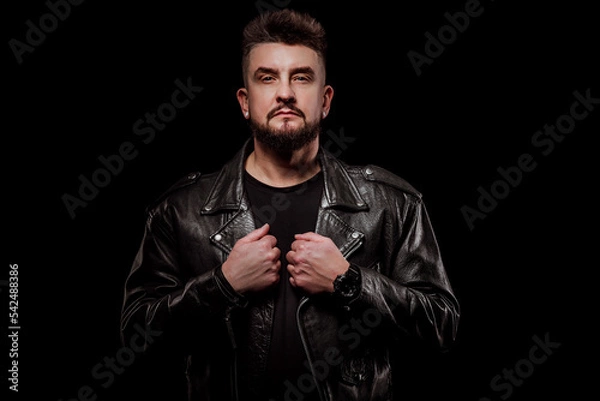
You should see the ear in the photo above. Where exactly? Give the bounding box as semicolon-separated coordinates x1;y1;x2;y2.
321;85;334;118
236;87;250;119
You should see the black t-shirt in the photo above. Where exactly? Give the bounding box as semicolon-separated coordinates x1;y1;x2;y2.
244;170;324;400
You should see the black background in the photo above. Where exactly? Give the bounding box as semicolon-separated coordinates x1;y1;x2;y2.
3;0;597;400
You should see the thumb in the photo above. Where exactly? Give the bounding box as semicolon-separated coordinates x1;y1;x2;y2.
240;223;270;243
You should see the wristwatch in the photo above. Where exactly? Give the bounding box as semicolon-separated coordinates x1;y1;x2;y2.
333;264;361;300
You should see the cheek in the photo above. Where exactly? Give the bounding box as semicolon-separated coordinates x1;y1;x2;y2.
301;92;326;117
247;89;272;112
304;104;324;122
249;101;271;119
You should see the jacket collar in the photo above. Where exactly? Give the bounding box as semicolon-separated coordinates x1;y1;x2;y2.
200;138;368;215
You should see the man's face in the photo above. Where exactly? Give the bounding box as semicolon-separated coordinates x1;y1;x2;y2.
237;43;333;152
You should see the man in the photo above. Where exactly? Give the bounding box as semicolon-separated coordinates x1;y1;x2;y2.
120;9;460;401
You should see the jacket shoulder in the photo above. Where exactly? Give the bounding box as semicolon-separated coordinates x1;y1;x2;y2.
145;171;202;215
356;164;422;200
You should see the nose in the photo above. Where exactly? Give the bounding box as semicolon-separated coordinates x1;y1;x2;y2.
275;81;296;104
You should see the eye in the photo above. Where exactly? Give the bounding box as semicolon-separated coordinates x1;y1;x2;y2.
261;76;275;82
294;75;310;82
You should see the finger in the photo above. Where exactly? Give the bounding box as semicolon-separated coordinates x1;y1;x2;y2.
287;263;295;275
291;239;312;252
266;248;280;264
286;250;296;264
271;247;281;261
294;232;322;241
239;223;270;243
287;264;301;281
289;276;297;287
261;234;278;248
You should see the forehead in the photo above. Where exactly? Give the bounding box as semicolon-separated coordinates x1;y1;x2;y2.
247;43;324;73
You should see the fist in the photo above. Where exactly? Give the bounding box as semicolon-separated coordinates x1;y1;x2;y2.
286;232;350;294
221;223;281;294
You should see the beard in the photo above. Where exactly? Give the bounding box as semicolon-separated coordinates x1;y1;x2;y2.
249;116;321;154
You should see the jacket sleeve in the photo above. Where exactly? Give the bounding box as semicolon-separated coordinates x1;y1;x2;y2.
119;205;247;353
352;195;460;352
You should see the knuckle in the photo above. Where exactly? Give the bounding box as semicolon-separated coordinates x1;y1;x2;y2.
269;250;280;260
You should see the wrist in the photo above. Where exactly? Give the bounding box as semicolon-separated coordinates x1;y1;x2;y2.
215;265;247;308
221;261;244;293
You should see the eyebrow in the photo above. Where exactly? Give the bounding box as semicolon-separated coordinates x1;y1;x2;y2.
253;66;316;79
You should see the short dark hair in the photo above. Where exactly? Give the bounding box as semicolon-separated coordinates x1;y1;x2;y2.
241;9;328;84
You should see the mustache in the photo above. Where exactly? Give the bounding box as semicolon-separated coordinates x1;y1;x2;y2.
267;104;305;120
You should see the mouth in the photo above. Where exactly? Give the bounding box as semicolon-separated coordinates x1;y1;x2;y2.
273;109;300;117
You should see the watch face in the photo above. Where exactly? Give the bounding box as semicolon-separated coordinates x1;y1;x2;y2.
335;267;360;298
335;275;353;297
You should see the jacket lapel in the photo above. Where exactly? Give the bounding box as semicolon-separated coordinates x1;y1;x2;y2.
200;140;256;255
201;139;370;258
315;209;365;258
315;147;368;258
209;207;256;255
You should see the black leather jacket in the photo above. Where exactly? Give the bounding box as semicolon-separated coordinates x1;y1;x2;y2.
120;139;460;401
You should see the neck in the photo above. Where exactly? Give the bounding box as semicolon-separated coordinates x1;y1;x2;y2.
245;139;321;187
